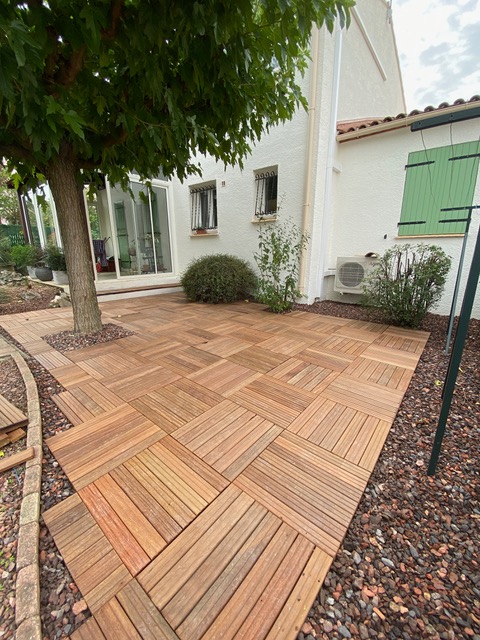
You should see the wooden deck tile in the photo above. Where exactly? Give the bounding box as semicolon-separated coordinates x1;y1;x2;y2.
235;431;370;557
132;379;223;434
269;358;339;393
34;350;72;370
310;335;371;357
361;343;421;370
154;346;222;376
256;335;313;356
47;404;166;489
227;345;289;374
52;381;123;425
173;400;282;480
76;350;151;380
195;336;251;358
231;376;315;429
343;357;413;391
103;364;181;402
0;394;28;430
48;364;94;389
188;359;261;397
43;494;131;612
320;374;405;421
297;344;356;371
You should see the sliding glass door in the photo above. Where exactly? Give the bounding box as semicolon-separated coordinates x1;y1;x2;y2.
109;179;172;277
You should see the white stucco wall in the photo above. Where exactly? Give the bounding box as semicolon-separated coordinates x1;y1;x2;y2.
327;117;480;318
338;0;406;120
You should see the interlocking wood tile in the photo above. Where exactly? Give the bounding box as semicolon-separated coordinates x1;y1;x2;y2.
269;358;339;393
231;376;315;429
52;381;123;425
320;374;405;421
235;431;370;557
154;346;222;376
297;344;355;371
227;345;289;374
131;379;223;433
188;360;261;397
103;364;181;401
195;336;251;358
173;400;281;480
47;404;166;489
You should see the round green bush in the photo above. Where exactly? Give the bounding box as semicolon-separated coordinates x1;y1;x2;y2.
181;254;257;304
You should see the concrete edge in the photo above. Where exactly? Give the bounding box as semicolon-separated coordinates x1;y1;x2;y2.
11;350;43;639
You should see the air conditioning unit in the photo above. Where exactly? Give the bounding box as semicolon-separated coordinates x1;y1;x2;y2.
334;256;378;294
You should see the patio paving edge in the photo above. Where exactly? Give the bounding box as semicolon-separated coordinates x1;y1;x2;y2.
11;347;43;640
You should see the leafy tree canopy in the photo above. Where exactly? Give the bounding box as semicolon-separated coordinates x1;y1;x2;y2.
0;0;352;186
0;0;353;334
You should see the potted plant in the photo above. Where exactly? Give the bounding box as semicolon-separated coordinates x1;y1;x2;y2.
45;245;68;284
11;244;43;277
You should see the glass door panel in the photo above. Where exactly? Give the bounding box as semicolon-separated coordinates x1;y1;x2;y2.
110;185;137;276
151;186;172;272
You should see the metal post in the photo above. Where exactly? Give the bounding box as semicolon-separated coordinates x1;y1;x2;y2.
445;210;472;354
428;223;480;475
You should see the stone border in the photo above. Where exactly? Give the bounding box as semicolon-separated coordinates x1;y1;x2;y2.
8;346;43;640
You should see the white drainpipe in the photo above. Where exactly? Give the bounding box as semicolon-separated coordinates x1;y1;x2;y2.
299;22;343;298
317;24;343;298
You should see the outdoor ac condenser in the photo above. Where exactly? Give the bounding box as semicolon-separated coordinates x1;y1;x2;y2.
334;256;378;294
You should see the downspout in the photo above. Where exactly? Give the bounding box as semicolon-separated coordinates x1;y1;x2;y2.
299;26;320;294
299;22;343;297
318;23;343;299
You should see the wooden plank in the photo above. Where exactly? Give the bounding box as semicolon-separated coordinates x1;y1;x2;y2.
202;523;298;640
177;512;281;640
70;617;107;640
94;474;167;557
0;394;28;430
116;580;180;640
0;447;34;473
138;485;241;594
162;501;268;629
110;465;182;542
95;596;143;640
80;483;150;576
3;427;26;443
265;547;333;640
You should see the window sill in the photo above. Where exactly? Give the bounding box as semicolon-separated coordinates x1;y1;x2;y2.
190;230;219;237
395;233;465;239
251;216;277;224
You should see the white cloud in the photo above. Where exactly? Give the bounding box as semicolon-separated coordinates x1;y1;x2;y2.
393;0;480;110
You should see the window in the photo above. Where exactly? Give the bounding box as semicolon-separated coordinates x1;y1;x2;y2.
254;168;278;218
190;183;217;232
398;141;480;236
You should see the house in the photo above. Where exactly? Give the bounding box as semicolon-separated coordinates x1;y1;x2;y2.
18;0;480;317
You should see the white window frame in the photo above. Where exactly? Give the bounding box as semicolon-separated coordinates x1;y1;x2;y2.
254;167;278;219
190;182;218;233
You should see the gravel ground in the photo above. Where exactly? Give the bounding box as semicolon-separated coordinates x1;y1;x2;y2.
1;292;479;639
295;301;480;640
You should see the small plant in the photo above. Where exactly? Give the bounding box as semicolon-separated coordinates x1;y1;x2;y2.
254;216;309;313
45;245;67;271
181;253;257;303
0;236;12;267
10;243;41;269
361;244;451;328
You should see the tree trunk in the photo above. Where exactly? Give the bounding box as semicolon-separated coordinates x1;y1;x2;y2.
46;143;102;334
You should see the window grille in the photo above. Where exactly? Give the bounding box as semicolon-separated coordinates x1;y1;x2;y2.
190;184;217;231
255;170;278;217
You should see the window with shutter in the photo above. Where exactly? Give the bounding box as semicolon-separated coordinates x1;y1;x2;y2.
398;141;480;236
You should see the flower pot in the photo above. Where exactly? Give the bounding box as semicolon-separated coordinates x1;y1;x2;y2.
35;266;53;281
27;265;37;279
52;270;69;285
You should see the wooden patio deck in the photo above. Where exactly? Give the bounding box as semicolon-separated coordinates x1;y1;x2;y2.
0;294;429;640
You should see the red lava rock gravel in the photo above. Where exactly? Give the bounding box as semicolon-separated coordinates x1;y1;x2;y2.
295;301;480;640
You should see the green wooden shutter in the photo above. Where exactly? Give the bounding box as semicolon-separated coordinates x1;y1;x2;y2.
399;141;480;236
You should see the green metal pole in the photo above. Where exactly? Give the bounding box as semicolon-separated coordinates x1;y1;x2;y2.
427;224;480;476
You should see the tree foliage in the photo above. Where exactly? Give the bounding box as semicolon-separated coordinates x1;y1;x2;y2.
0;0;353;332
0;164;21;225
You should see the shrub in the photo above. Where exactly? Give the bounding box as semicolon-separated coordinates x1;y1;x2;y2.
45;245;67;271
254;216;309;313
11;243;40;269
181;253;257;304
361;244;451;327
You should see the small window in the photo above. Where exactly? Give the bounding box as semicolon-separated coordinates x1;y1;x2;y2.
190;183;217;232
254;169;278;218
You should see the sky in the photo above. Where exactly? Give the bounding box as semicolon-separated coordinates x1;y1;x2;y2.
392;0;480;111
